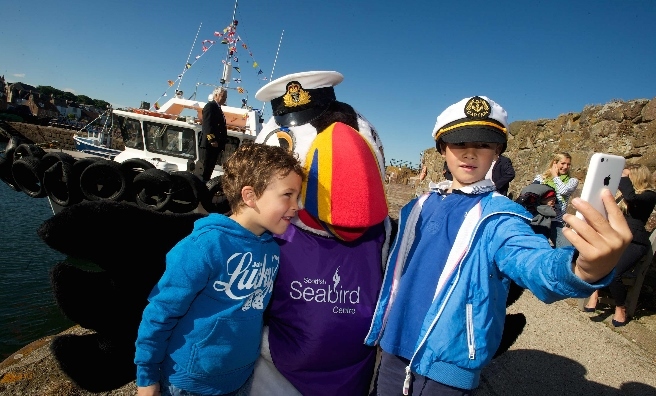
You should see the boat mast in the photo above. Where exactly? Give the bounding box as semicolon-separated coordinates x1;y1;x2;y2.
220;0;239;88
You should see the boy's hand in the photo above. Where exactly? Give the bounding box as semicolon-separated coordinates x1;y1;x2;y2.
137;384;160;396
562;189;632;283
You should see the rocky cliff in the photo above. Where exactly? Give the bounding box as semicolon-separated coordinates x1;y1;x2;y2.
418;97;656;230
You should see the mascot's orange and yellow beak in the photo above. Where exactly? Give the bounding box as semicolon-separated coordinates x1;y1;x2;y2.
298;122;388;242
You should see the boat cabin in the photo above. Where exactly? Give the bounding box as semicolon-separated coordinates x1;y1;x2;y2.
111;96;261;178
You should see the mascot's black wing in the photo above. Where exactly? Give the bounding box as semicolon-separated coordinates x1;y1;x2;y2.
37;200;204;392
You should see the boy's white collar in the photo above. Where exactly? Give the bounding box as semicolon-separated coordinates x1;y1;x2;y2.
428;179;496;195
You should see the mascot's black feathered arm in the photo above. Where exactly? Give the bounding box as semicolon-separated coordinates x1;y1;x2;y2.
37;200;205;392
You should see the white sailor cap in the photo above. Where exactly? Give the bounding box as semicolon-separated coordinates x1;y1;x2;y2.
255;71;344;126
432;96;509;152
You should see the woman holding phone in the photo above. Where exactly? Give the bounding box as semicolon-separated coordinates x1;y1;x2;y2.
533;153;579;247
584;164;656;326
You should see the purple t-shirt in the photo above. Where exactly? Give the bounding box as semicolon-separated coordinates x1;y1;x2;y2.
266;223;385;396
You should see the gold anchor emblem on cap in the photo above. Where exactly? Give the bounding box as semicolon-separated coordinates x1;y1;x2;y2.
464;96;491;119
283;81;311;108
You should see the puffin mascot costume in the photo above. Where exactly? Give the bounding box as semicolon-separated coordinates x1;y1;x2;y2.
249;71;392;395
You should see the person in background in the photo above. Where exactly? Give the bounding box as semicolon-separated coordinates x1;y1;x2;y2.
584;164;656;326
365;95;631;395
135;144;304;396
443;153;515;196
533;152;579;247
200;87;228;181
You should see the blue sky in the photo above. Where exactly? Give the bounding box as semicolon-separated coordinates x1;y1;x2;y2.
2;1;655;168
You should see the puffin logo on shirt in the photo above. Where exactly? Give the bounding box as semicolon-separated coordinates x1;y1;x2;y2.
213;252;279;310
289;267;361;315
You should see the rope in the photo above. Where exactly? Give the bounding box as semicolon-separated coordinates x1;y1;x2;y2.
178;23;203;93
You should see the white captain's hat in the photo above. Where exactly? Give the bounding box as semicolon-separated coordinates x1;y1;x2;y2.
255;71;343;126
432;95;509;152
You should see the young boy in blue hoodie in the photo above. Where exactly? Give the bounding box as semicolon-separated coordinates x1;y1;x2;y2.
135;143;305;396
365;96;632;395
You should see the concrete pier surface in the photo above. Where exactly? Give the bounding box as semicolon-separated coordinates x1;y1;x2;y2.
476;292;656;396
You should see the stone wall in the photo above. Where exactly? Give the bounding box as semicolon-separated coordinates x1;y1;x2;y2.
417;97;656;230
0;121;124;151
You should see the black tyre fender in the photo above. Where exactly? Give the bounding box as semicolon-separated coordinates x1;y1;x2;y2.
14;143;46;160
202;175;230;214
11;156;47;198
79;159;128;201
167;171;209;213
42;152;77;207
70;157;103;203
132;168;174;212
119;158;155;183
119;158;156;202
0;147;20;192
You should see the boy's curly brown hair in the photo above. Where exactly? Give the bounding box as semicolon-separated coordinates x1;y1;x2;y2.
222;142;305;214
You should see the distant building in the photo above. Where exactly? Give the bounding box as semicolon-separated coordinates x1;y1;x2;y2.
0;75;7;111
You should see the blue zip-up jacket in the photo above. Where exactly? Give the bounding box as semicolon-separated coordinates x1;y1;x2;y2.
135;214;279;394
365;189;613;391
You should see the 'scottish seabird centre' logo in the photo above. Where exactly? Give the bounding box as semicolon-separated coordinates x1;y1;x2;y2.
289;267;361;314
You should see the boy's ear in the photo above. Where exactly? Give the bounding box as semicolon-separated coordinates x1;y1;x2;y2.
241;186;257;207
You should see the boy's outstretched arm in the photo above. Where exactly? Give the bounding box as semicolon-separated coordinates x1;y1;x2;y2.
563;189;632;283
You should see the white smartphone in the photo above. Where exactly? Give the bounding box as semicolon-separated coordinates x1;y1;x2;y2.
575;153;625;221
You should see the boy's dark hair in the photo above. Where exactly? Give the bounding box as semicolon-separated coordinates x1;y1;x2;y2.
222;142;305;213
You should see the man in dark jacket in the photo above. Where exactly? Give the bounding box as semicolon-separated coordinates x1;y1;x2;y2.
200;88;228;181
443;154;515;196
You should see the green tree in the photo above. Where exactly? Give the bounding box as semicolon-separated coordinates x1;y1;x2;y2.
76;94;93;105
61;91;77;102
93;99;111;109
37;85;64;97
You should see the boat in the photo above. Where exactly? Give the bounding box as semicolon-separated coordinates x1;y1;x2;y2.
73;136;123;159
0;3;266;216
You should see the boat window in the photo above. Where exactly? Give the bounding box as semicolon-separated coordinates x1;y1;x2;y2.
143;122;196;160
218;136;244;166
116;115;144;150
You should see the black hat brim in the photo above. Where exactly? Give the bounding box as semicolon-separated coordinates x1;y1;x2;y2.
439;126;506;145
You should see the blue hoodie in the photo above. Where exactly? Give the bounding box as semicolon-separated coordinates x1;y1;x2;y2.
365;184;613;391
135;214;279;394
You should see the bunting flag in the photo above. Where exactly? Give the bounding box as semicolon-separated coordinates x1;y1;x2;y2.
154;102;160;110
155;19;268;107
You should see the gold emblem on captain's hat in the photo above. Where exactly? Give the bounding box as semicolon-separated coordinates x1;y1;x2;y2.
282;81;311;108
464;96;491;119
